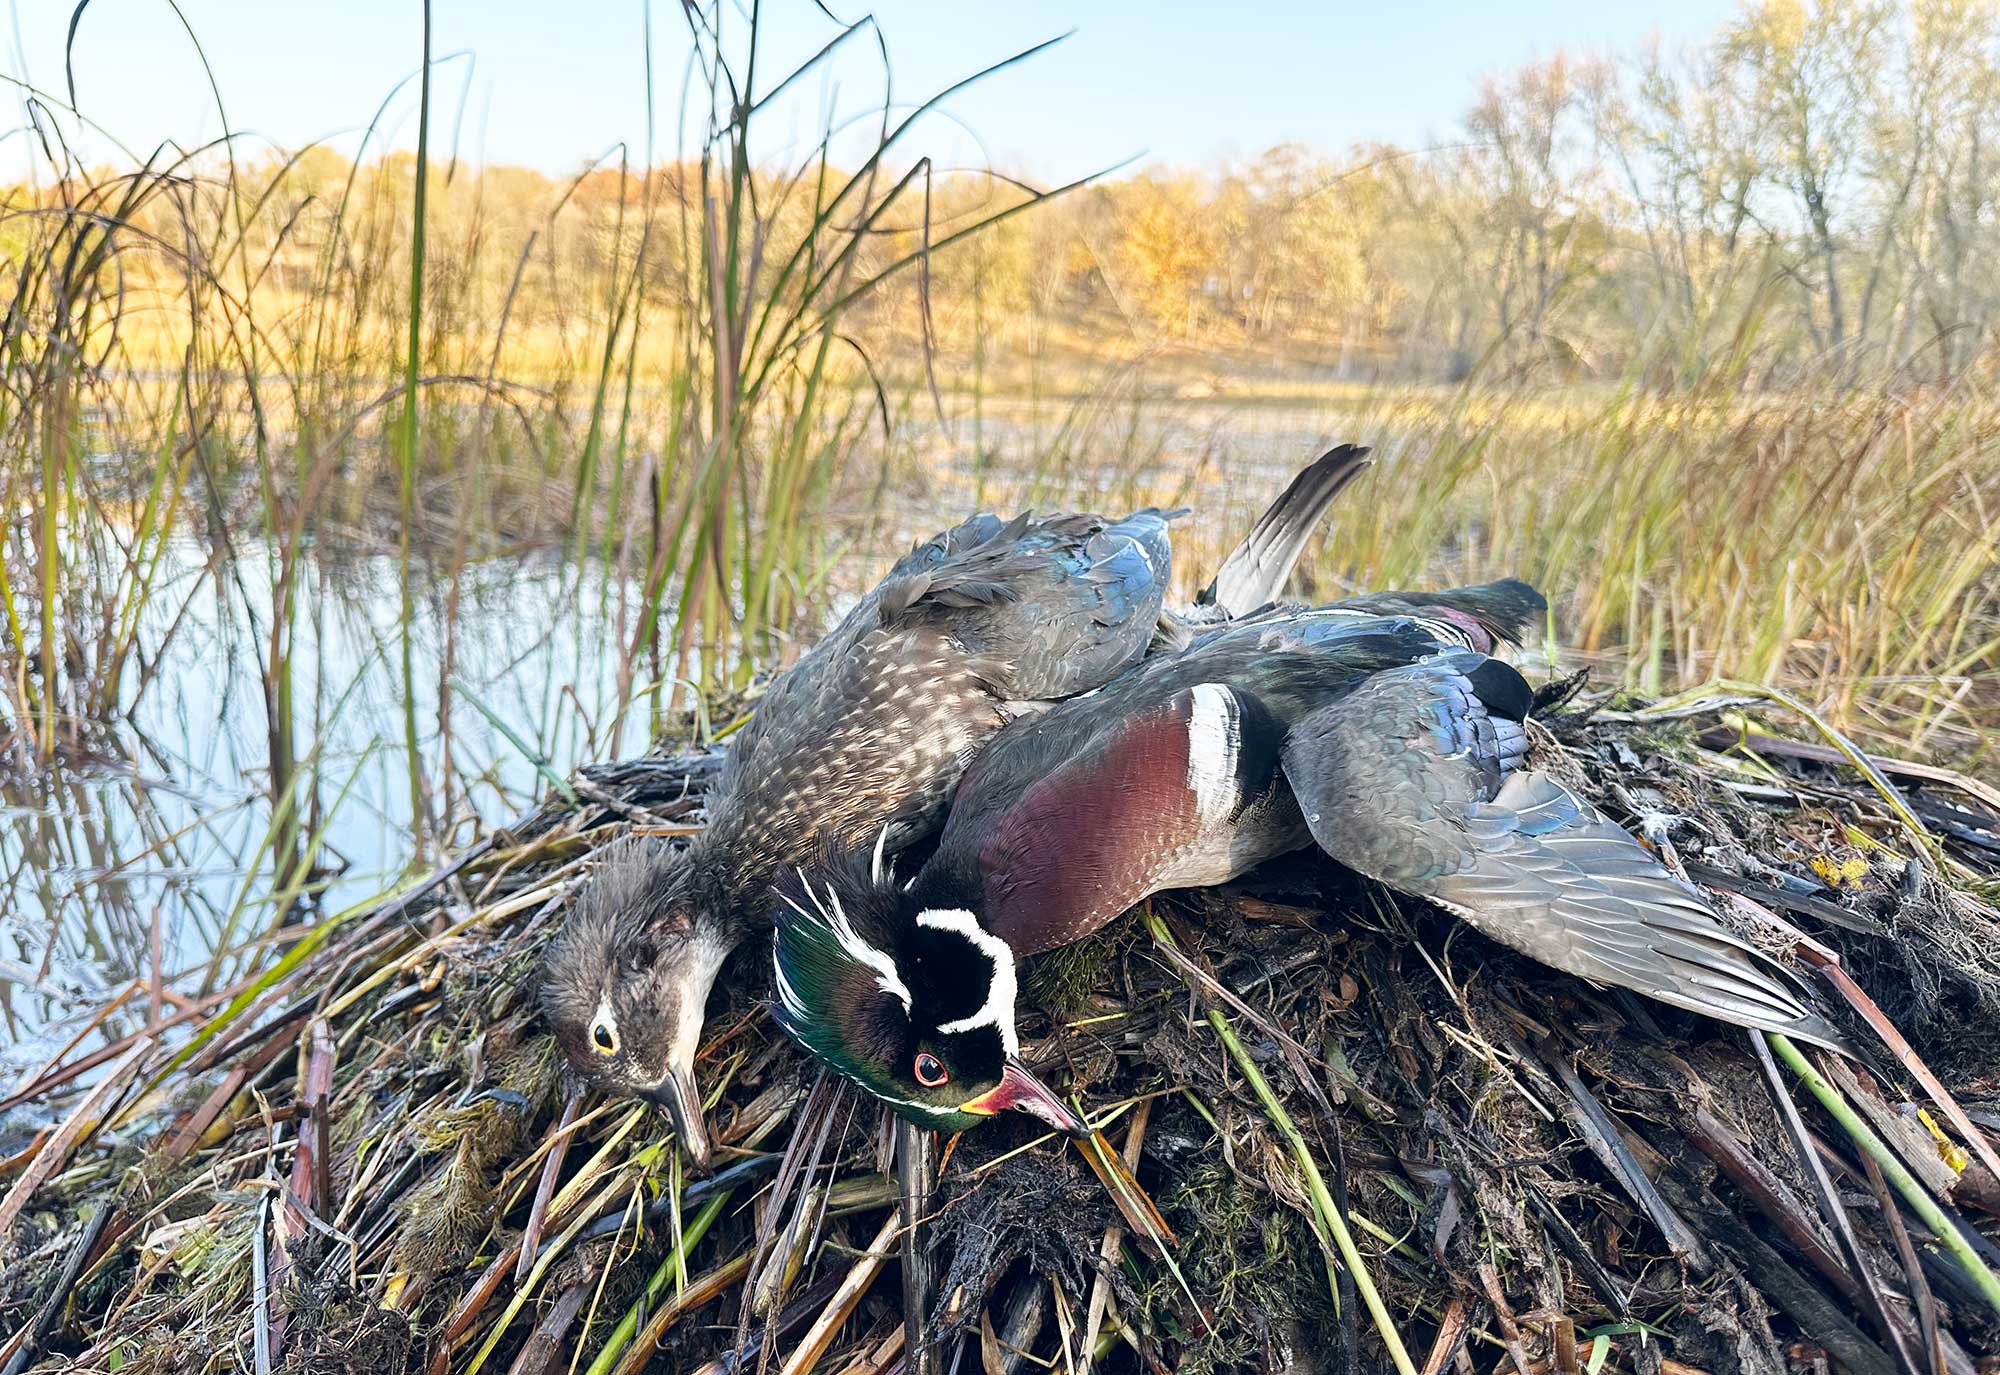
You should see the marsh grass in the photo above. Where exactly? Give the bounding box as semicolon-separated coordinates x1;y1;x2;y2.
2;2;2000;1361
0;0;1108;988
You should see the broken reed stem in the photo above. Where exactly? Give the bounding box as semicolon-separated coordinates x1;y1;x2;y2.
581;1191;732;1375
1767;1033;2000;1319
610;1251;757;1375
1205;1009;1418;1375
894;1120;937;1375
777;1206;904;1375
1080;1100;1151;1375
252;1193;273;1375
1665;682;1939;862
517;1092;584;1284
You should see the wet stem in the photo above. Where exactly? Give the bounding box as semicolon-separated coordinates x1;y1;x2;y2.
397;0;435;869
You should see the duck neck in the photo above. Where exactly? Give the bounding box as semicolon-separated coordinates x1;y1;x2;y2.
905;852;986;926
678;832;762;937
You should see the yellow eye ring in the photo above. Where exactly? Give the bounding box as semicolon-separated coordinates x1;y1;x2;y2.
592;1021;619;1055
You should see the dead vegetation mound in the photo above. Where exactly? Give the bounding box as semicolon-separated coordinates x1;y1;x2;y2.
3;689;1998;1375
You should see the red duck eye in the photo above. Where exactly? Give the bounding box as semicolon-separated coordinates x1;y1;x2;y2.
913;1052;948;1088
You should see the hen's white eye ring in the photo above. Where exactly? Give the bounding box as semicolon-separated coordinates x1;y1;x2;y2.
592;1020;619;1055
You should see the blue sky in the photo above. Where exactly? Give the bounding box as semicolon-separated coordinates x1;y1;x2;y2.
10;1;1736;178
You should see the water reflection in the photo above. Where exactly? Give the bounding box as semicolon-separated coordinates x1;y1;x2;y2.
1;537;658;1074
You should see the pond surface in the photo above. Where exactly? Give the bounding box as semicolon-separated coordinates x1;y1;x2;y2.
0;537;664;1080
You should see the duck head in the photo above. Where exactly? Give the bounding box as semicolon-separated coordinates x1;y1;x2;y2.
770;847;1085;1137
541;836;732;1167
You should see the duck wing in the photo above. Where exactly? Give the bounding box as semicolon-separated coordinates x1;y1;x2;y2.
706;510;1174;868
880;508;1176;702
1280;653;1847;1051
1325;579;1547;653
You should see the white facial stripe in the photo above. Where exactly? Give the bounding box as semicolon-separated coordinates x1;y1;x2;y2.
918;907;1020;1056
774;942;809;1020
784;868;913;1012
1187;683;1242;822
876;1090;961;1120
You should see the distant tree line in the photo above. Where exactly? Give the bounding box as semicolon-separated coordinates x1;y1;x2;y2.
21;0;1996;392
877;0;2000;386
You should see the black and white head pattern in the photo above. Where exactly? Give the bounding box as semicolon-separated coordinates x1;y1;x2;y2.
769;856;1023;1130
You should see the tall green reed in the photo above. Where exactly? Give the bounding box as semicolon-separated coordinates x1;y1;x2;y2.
397;0;435;867
627;4;1108;729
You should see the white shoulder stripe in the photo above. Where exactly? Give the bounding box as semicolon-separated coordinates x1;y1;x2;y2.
870;824;893;887
1187;683;1242;822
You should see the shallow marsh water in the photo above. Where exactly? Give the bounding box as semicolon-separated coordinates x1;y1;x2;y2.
0;538;659;1080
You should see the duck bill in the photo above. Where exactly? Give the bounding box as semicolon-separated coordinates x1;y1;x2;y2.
959;1058;1088;1137
642;1065;714;1170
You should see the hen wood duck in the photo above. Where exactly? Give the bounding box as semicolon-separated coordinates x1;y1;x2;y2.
770;589;1848;1134
542;446;1372;1163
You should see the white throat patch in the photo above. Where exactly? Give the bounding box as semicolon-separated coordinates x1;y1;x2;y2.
917;907;1020;1055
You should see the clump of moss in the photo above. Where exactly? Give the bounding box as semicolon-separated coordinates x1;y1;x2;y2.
1142;1140;1335;1375
389;1090;533;1280
279;1237;416;1375
389;1137;496;1280
1022;911;1137;1022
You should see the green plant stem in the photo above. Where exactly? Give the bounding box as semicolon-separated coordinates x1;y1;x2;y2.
36;363;64;754
1206;1009;1418;1375
1768;1033;2000;1318
582;1192;730;1375
397;0;434;867
449;677;579;804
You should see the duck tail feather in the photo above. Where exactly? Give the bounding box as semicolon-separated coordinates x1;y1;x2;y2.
1198;444;1370;615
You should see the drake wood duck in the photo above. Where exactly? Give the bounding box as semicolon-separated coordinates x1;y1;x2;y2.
541;446;1371;1163
770;589;1848;1134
